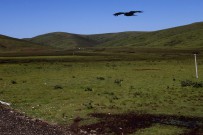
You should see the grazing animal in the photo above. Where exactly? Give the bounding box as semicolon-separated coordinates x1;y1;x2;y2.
114;11;143;16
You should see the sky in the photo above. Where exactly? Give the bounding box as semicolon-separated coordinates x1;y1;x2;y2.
0;0;203;38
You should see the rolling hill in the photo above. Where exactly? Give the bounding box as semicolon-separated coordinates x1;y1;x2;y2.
25;22;203;49
0;34;51;53
86;22;203;48
1;22;202;54
25;32;98;49
83;31;146;45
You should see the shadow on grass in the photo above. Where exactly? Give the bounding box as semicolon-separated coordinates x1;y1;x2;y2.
71;113;203;135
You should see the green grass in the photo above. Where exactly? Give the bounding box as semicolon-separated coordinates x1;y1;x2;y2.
0;55;202;134
133;124;187;135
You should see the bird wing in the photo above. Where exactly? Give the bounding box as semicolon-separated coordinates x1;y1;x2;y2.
129;11;143;14
114;12;125;16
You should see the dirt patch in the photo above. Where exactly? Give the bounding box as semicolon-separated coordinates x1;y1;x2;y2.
0;104;73;135
73;113;203;135
1;104;203;135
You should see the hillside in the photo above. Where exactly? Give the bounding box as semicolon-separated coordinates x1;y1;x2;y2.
83;31;145;45
26;32;98;49
1;22;203;54
0;34;50;53
26;31;146;48
91;22;203;48
26;22;203;49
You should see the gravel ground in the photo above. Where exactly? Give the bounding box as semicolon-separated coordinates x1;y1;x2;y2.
0;104;73;135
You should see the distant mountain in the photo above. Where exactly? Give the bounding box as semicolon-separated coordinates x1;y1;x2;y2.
0;34;50;52
25;32;98;49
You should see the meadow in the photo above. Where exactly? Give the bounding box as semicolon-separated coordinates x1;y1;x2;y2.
0;52;203;134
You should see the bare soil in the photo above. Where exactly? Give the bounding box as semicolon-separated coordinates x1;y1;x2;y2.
1;103;203;135
0;104;72;135
78;113;203;135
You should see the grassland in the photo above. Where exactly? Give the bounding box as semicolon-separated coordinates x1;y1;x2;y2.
0;51;203;134
25;32;97;49
24;22;203;49
0;22;203;134
1;22;202;56
91;22;203;48
0;34;51;52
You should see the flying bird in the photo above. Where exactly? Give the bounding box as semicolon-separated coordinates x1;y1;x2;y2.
114;11;143;16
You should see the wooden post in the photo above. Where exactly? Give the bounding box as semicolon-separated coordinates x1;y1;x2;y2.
194;53;198;79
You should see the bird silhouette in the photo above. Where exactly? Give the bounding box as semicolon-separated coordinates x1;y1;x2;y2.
114;11;143;16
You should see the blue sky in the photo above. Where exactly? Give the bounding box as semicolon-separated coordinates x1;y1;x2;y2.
0;0;203;38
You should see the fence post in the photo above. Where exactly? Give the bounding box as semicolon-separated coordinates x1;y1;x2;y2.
194;53;198;79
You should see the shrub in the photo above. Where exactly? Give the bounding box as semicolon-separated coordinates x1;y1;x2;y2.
83;101;93;109
85;87;93;91
103;92;114;95
103;92;119;100
129;86;135;89
114;79;123;86
193;82;203;88
96;77;105;80
54;85;63;89
36;67;42;69
181;80;193;87
22;80;27;83
11;80;17;84
133;91;143;97
112;95;119;100
181;80;203;88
